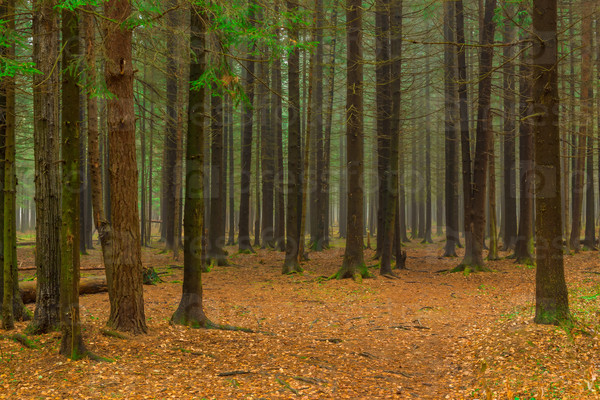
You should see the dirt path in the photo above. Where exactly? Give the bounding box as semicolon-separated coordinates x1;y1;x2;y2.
1;240;599;399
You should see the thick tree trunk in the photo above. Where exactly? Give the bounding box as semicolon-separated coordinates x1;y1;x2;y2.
104;0;147;334
335;0;368;280
283;0;303;274
532;0;569;324
30;0;61;334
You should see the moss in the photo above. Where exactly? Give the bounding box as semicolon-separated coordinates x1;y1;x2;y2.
448;264;493;274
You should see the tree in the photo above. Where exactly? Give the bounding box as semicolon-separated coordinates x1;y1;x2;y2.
172;3;210;326
457;0;497;270
282;0;303;275
334;0;369;281
442;0;458;257
59;6;85;357
532;0;569;325
29;0;61;334
104;0;147;334
238;1;256;253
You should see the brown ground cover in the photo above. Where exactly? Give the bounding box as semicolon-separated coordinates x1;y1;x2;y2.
1;238;600;399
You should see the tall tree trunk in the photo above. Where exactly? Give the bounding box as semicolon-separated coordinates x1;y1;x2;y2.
238;4;256;253
375;0;391;257
208;84;228;265
381;0;403;274
581;8;595;250
339;129;347;238
335;0;368;280
104;0;147;334
30;0;61;334
273;19;286;251
488;136;499;260
423;45;433;244
502;5;517;250
532;0;569;325
227;95;236;245
514;26;534;265
283;0;303;274
60;7;85;357
172;4;210;327
458;0;497;269
260;48;274;248
442;0;458;257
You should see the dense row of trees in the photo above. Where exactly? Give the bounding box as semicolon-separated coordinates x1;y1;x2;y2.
0;0;591;357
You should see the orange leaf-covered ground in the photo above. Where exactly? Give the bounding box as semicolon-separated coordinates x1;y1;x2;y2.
2;237;600;399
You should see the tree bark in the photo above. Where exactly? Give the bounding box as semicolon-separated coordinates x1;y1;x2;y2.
283;0;303;274
29;0;61;334
532;0;570;325
335;0;368;280
172;4;210;327
104;0;147;334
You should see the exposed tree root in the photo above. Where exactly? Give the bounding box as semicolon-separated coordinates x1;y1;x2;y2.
448;264;493;274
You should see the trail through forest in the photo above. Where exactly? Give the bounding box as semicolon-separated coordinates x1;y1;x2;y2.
2;240;600;399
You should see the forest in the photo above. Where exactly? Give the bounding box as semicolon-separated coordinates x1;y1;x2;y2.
0;0;599;398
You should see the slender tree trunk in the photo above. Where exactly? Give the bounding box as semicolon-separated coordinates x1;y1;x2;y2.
283;0;303;274
104;0;147;334
514;26;534;265
488;136;499;260
502;5;517;250
30;0;61;334
227;95;236;245
260;48;274;248
273;19;286;251
60;7;85;357
458;0;497;269
208;84;228;265
423;45;433;244
172;4;210;326
532;0;569;325
335;0;368;280
339;129;347;238
442;0;458;257
239;4;256;253
381;0;403;274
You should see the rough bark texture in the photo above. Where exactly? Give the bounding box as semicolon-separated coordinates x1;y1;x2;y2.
335;0;368;281
30;0;61;334
104;0;147;334
532;0;570;325
171;5;210;327
282;0;303;274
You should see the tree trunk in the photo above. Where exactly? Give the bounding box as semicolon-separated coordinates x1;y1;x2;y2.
238;5;256;253
283;0;303;274
227;95;236;246
172;5;210;327
514;25;534;265
104;0;147;334
208;84;227;265
60;7;85;357
581;9;595;250
423;44;433;244
273;20;285;251
259;47;274;248
375;0;391;257
442;0;458;257
458;0;497;270
29;0;61;334
380;0;403;274
532;0;569;325
335;0;368;280
502;5;517;250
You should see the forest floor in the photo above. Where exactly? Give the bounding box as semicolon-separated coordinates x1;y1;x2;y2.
2;236;600;399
